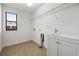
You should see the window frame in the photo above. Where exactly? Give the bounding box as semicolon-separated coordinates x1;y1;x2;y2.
6;12;17;31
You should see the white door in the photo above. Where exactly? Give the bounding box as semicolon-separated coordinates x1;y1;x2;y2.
59;44;74;56
59;41;79;56
48;37;58;56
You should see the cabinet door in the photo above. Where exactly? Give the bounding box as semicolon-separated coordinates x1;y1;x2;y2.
59;41;79;56
59;44;74;56
48;38;58;56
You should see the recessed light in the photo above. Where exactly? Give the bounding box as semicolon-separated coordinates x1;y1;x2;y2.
27;3;32;6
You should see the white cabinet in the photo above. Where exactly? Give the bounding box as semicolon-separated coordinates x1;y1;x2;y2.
48;35;79;56
48;38;58;56
59;44;74;56
59;40;79;56
59;41;75;56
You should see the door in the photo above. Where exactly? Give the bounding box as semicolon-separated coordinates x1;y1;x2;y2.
48;37;58;56
59;43;74;56
59;40;79;56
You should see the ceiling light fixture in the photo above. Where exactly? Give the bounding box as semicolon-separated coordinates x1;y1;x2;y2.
27;3;32;6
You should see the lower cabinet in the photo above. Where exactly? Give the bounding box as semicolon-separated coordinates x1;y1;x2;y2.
48;36;79;56
48;38;58;56
59;41;79;56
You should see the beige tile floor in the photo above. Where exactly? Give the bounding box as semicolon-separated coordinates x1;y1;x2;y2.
0;40;47;56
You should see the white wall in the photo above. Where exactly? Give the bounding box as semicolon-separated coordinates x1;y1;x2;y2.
2;5;32;47
1;3;79;48
33;3;63;18
0;4;2;52
32;3;63;48
32;3;79;48
55;4;79;36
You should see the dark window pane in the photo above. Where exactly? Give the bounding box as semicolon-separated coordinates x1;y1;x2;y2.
6;12;17;31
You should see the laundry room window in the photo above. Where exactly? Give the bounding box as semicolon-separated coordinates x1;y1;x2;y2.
6;12;17;31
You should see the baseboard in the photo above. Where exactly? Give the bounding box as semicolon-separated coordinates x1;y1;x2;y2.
2;39;47;49
3;40;32;48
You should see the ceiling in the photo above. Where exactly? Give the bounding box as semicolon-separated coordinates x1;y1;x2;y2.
3;3;44;14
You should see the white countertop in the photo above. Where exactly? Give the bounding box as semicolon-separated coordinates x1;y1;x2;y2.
48;34;79;45
48;34;79;40
60;34;79;40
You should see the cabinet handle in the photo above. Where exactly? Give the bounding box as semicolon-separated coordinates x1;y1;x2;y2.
56;42;61;44
56;42;58;43
58;42;61;44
